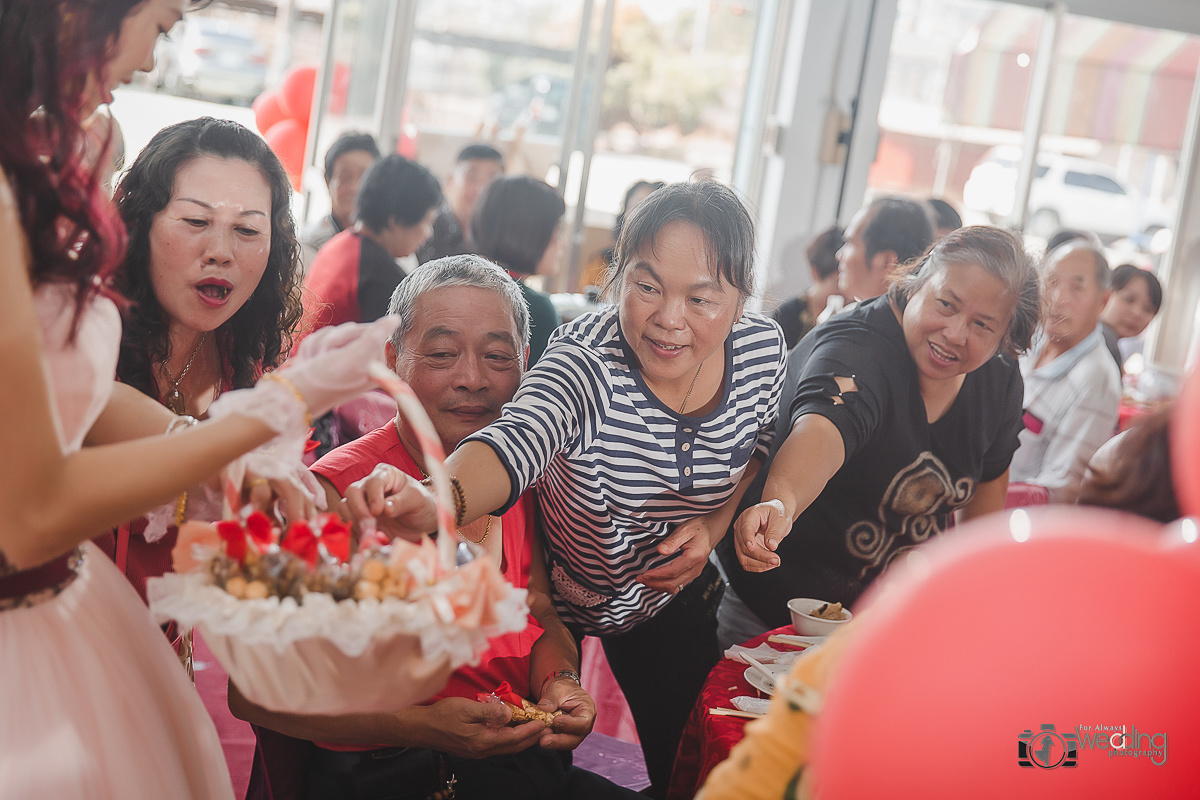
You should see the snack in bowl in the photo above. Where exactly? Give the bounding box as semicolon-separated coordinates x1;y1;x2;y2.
788;597;854;636
811;601;847;621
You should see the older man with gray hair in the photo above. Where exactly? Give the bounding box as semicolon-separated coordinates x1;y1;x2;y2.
231;255;642;800
1009;240;1121;504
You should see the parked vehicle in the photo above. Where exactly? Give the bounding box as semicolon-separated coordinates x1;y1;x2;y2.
154;18;267;106
963;146;1170;241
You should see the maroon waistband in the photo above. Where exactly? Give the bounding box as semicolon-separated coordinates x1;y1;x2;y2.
0;551;77;602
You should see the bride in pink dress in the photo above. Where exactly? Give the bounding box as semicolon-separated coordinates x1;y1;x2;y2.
0;2;396;796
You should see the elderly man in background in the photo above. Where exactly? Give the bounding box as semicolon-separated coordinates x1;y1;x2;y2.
233;255;642;800
1009;241;1121;503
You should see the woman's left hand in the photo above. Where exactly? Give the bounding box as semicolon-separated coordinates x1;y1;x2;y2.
635;514;718;594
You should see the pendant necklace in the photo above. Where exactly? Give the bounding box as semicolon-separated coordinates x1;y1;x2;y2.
679;362;703;414
161;332;206;415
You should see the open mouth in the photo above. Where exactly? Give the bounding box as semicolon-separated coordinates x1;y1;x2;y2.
929;342;958;365
195;280;234;307
197;282;233;300
648;338;688;355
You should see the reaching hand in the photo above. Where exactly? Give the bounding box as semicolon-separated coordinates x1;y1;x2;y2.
536;678;595;751
341;462;438;542
733;500;792;572
411;697;546;759
276;317;399;420
636;514;719;594
243;469;322;523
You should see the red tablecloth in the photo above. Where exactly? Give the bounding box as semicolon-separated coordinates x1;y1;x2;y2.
668;626;803;800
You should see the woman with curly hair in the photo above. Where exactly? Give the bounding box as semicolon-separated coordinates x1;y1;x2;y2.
116;116;304;405
94;117;304;614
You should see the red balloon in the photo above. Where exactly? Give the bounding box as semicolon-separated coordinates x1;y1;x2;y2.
264;118;307;191
252;91;287;136
1171;367;1200;516
279;65;318;123
811;508;1199;798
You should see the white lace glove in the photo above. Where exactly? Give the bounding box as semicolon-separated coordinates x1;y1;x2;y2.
204;317;398;515
278;316;400;419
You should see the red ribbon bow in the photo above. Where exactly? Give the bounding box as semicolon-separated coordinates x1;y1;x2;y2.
216;520;248;563
244;510;277;552
282;514;351;567
476;681;525;707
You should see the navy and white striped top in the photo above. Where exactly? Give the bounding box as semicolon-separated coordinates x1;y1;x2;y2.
466;306;786;635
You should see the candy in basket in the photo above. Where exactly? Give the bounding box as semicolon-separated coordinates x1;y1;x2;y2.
148;364;529;715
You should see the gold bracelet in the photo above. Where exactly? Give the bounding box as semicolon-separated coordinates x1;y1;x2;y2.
174;490;188;527
261;372;313;429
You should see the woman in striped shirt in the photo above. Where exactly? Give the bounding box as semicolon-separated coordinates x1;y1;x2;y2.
347;181;786;796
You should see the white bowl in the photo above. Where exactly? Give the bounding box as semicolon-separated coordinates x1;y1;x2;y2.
788;597;853;636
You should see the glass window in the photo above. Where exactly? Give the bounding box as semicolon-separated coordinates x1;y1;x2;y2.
395;0;587;184
569;0;763;290
1027;14;1199;256
866;0;1045;225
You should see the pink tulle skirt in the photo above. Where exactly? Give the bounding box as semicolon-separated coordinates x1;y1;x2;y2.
0;543;233;799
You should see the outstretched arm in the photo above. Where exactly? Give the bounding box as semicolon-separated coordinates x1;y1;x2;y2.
1;173;394;566
732;414;845;573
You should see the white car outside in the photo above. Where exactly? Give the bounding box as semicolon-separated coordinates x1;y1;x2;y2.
963;147;1169;240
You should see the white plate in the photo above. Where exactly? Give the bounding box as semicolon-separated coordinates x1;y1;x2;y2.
769;632;826;648
743;662;791;696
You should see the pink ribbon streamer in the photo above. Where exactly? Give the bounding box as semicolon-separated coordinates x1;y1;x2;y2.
368;362;457;570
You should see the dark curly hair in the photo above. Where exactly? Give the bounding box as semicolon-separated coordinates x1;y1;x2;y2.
114;117;303;396
0;0;143;335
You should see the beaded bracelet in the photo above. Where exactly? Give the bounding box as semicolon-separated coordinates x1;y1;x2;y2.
420;474;466;527
448;476;466;528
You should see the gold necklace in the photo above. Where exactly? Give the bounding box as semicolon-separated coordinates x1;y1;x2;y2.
161;331;206;415
679;362;703;414
458;515;492;545
413;449;492;544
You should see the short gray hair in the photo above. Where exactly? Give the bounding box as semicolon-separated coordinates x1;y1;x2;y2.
1047;240;1112;291
386;254;531;364
887;225;1041;356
